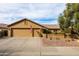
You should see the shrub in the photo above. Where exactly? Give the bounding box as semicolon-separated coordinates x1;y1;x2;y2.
42;28;52;34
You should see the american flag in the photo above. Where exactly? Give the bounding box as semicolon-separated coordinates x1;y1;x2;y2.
30;25;32;32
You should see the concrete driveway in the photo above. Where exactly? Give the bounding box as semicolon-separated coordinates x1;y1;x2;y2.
0;37;79;56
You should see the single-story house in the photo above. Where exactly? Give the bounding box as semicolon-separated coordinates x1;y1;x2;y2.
8;18;61;37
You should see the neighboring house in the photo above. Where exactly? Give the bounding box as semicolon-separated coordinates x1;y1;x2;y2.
8;18;61;37
0;23;8;37
0;23;8;31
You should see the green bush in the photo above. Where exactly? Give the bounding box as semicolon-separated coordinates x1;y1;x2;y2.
42;28;52;34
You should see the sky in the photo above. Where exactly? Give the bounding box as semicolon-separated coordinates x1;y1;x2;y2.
0;3;66;24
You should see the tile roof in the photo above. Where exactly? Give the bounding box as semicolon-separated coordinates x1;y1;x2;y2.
42;24;60;29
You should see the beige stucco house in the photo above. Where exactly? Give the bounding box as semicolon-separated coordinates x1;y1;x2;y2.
8;18;61;37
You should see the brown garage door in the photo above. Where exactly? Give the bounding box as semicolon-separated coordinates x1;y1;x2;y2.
12;29;32;37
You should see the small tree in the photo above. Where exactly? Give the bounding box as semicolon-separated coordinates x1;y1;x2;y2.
58;3;79;40
41;28;52;38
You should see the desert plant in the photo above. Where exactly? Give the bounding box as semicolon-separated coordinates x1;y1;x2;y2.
41;28;52;38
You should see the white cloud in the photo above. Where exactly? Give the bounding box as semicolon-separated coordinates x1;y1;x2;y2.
0;3;66;24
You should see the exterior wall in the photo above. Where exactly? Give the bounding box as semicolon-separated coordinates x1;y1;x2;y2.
8;29;11;37
48;29;64;38
50;34;64;38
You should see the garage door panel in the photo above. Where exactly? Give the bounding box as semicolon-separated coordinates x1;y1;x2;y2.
12;29;32;37
34;29;40;37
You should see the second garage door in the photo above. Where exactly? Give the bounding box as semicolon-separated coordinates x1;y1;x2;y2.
34;29;41;37
12;29;32;37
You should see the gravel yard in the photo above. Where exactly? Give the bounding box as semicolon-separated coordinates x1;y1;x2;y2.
0;37;79;56
42;37;79;47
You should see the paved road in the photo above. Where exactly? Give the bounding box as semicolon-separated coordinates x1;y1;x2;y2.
0;37;79;56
